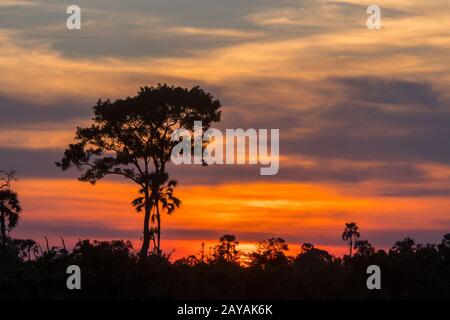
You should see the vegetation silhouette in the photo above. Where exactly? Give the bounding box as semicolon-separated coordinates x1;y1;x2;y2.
0;170;20;271
0;190;21;247
56;85;221;258
342;222;360;257
249;237;289;269
213;234;240;264
1;226;450;299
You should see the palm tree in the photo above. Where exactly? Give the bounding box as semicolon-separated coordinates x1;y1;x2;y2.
342;222;360;257
132;176;181;256
154;180;181;255
0;189;21;247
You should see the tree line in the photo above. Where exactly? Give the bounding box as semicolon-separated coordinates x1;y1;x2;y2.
1;227;450;299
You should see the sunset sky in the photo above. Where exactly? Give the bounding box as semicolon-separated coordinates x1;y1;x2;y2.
1;0;450;258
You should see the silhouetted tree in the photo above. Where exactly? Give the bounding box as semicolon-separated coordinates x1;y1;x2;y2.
342;222;360;257
250;237;289;269
214;234;240;263
199;242;206;262
0;170;14;190
13;239;39;262
2;231;450;299
391;237;416;255
300;242;314;252
438;233;450;257
0;190;21;247
438;234;450;281
355;240;375;257
56;85;221;258
296;243;333;265
441;233;450;247
132;177;181;255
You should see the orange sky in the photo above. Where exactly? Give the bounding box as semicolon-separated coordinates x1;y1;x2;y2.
12;178;450;258
1;0;450;259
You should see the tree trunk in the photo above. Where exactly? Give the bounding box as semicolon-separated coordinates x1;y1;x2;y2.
139;189;152;259
156;204;161;256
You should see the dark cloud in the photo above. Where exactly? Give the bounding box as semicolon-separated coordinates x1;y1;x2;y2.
50;31;251;59
323;1;407;19
356;229;450;247
1;0;408;58
280;77;450;164
0;148;73;179
283;107;450;163
17;220;140;239
171;162;428;184
1;76;449;188
15;219;450;254
284;228;450;248
0;0;283;58
0;146;429;185
334;77;440;107
210;77;450;166
15;219;273;243
377;187;450;197
0;94;91;128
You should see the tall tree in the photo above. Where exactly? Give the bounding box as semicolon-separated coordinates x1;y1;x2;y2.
57;85;221;258
0;189;21;247
342;222;360;257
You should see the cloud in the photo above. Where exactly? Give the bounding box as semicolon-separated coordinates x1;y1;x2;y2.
0;94;91;128
0;148;68;178
0;146;431;185
0;0;412;59
286;228;450;247
1;74;449;189
280;77;450;163
0;0;35;7
377;187;450;197
15;219;282;242
17;220;140;238
333;77;440;107
0;0;273;58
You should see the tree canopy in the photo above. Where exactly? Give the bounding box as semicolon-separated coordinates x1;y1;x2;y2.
57;85;221;257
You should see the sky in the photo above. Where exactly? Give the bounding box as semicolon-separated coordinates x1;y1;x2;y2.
1;0;450;258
